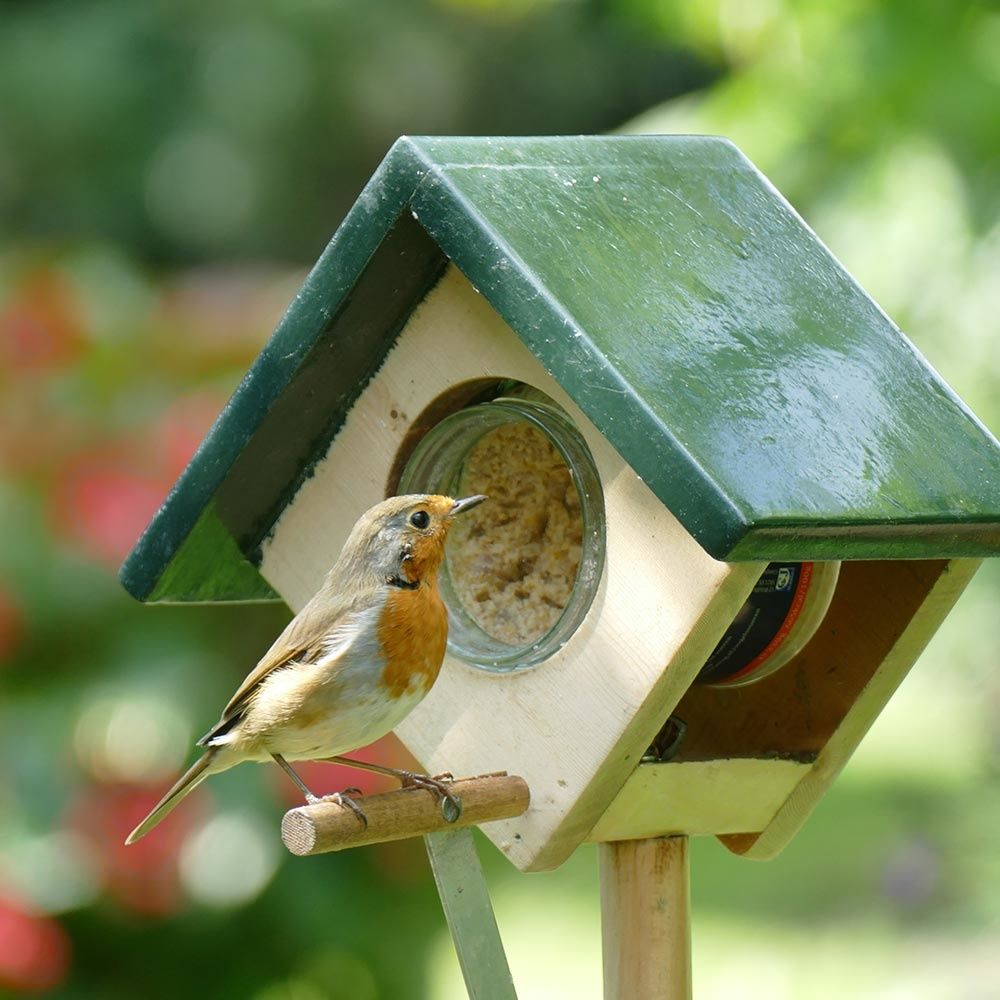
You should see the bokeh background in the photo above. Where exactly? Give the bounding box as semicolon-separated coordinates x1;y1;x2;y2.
2;1;999;997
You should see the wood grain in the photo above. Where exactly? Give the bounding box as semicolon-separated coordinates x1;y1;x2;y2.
281;773;529;856
600;837;691;1000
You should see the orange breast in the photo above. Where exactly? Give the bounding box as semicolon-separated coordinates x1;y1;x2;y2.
377;581;449;698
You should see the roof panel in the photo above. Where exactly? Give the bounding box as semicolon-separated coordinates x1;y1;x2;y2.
122;135;1000;603
405;135;1000;557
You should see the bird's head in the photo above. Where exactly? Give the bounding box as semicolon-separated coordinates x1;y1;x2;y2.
342;494;487;589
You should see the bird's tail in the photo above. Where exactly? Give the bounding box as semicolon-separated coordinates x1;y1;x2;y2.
125;750;219;845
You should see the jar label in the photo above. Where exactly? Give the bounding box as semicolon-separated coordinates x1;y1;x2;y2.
696;562;813;685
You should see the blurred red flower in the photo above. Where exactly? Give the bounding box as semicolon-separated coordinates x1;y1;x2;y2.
48;389;225;568
0;896;71;994
0;269;85;376
68;783;205;917
50;453;168;568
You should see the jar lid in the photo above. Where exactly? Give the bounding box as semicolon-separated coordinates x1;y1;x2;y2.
696;560;841;686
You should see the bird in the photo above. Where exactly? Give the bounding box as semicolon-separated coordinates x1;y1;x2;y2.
125;492;487;845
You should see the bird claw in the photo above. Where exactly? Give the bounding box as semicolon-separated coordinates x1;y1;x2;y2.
315;790;368;828
440;793;462;823
398;771;463;823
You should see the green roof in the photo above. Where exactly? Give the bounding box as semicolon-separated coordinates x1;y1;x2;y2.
121;135;1000;603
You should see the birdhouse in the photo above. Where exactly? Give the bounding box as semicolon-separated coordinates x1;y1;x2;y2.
121;136;1000;875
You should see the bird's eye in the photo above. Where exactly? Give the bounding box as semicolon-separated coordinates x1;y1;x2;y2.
409;510;430;529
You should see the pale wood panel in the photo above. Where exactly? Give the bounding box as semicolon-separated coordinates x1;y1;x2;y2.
259;264;763;871
588;758;810;842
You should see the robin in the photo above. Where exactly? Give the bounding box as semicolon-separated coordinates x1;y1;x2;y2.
125;492;487;845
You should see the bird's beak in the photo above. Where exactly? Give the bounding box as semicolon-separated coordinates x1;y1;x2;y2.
450;494;488;516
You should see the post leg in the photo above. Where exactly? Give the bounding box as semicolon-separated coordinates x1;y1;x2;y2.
599;836;691;1000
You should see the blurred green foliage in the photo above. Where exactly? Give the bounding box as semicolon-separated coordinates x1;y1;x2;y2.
1;1;998;998
0;0;712;264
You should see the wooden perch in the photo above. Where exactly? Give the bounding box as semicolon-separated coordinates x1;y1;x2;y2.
281;773;530;856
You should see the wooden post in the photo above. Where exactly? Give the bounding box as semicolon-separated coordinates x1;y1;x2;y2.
599;836;692;1000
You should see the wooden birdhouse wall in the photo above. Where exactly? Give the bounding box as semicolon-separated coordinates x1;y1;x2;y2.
250;261;983;872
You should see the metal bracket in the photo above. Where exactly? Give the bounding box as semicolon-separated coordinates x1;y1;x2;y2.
425;828;518;1000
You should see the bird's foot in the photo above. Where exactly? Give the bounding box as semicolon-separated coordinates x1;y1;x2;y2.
313;789;368;828
271;752;367;827
399;771;462;823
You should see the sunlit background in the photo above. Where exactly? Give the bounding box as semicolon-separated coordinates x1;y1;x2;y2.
2;1;999;997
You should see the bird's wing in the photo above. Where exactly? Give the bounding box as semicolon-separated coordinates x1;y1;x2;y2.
197;588;366;746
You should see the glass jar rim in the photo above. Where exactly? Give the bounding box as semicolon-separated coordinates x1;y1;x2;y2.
399;392;606;672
